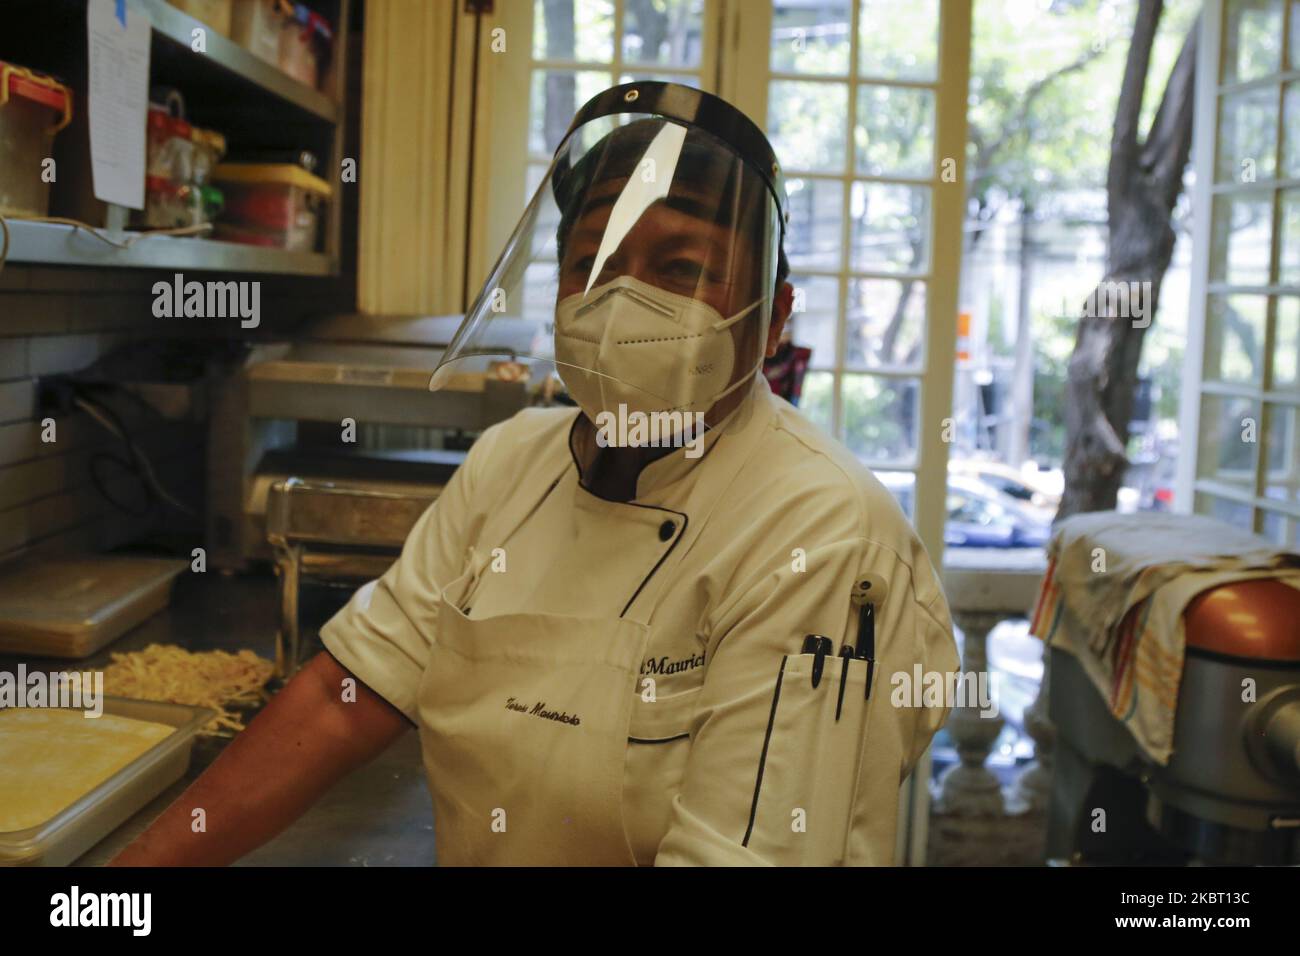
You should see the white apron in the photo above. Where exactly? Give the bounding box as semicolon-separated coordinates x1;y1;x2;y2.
414;400;771;866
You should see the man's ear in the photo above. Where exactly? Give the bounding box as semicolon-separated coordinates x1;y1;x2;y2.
766;281;794;357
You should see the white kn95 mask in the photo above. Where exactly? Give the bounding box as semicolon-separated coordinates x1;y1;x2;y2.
553;275;766;420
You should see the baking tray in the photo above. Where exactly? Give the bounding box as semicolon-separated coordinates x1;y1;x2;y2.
0;557;188;658
0;697;213;866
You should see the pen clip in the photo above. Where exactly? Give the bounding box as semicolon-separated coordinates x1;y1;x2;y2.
803;634;832;689
835;645;853;721
856;603;876;699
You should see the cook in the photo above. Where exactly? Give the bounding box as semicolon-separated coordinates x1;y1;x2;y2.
114;82;958;867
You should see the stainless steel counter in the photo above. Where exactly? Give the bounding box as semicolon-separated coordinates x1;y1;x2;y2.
0;570;438;867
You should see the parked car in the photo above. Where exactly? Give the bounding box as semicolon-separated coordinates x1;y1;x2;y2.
875;471;1052;549
948;458;1060;518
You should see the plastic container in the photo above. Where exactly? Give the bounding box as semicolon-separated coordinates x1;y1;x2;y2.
167;0;233;36
0;557;188;659
139;94;227;229
0;62;72;218
211;162;331;252
231;0;283;65
0;698;213;866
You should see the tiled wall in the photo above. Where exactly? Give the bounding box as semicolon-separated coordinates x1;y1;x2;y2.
0;264;354;565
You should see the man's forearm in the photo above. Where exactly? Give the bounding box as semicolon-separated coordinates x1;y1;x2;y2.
110;651;411;867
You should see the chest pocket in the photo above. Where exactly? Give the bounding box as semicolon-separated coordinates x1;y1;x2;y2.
628;681;703;743
742;652;874;864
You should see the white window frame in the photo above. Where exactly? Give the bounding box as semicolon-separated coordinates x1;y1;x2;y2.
1178;0;1300;542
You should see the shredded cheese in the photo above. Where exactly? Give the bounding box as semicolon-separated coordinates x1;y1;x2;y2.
102;644;275;736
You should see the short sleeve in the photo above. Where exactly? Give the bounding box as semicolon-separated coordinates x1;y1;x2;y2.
653;535;957;866
318;421;499;722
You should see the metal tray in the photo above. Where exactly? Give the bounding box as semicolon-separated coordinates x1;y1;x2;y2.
0;697;213;866
0;557;188;659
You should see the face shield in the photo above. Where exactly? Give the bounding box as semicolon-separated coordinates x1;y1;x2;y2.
430;82;787;425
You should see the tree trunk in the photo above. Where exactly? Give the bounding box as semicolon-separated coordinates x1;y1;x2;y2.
1055;3;1199;521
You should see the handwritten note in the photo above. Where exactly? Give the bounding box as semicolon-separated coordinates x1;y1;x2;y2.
87;0;151;209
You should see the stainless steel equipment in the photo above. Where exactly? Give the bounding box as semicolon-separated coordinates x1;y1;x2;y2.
1047;577;1300;865
266;477;439;673
206;314;531;570
0;557;187;659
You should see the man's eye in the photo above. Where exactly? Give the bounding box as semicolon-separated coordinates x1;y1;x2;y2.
663;259;705;279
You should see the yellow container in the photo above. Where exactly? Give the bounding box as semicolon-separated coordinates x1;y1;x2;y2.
211;162;332;252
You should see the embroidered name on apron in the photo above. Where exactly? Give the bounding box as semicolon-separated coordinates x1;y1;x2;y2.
639;651;705;676
505;697;582;726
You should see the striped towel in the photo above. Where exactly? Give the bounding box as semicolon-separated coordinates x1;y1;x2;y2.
1030;512;1300;764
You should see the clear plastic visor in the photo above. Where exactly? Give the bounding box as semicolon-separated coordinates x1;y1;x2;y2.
429;114;781;421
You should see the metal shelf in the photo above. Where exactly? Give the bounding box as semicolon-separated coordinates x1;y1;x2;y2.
2;219;333;275
139;0;339;123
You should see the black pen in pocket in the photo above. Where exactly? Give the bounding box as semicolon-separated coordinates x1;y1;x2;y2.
835;644;854;720
800;635;834;689
857;603;876;699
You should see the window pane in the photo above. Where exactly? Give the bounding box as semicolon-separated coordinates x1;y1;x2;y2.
1264;402;1298;479
523;261;560;324
768;80;849;171
1282;189;1300;285
1259;510;1297;546
1210;194;1273;285
875;469;916;519
1216;86;1278;182
1277;297;1299;388
1197;393;1260;487
845;278;926;369
1195;492;1253;529
849;182;929;273
841;374;919;464
858;0;937;81
533;0;615;61
530;70;611;154
618;71;701;88
1204;294;1268;384
785;177;845;270
623;0;703;67
526;161;561;237
1284;83;1300;178
770;0;852;75
854;84;935;178
1221;0;1283;84
801;370;836;434
1293;0;1300;69
786;274;840;366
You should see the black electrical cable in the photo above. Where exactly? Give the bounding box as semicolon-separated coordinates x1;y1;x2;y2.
71;386;197;518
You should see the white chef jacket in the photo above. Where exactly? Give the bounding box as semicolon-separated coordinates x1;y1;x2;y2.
321;374;958;865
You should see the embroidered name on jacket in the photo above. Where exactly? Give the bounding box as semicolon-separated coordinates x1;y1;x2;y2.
505;697;581;726
640;651;706;676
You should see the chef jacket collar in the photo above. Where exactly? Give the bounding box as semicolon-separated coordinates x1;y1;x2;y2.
568;373;770;501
